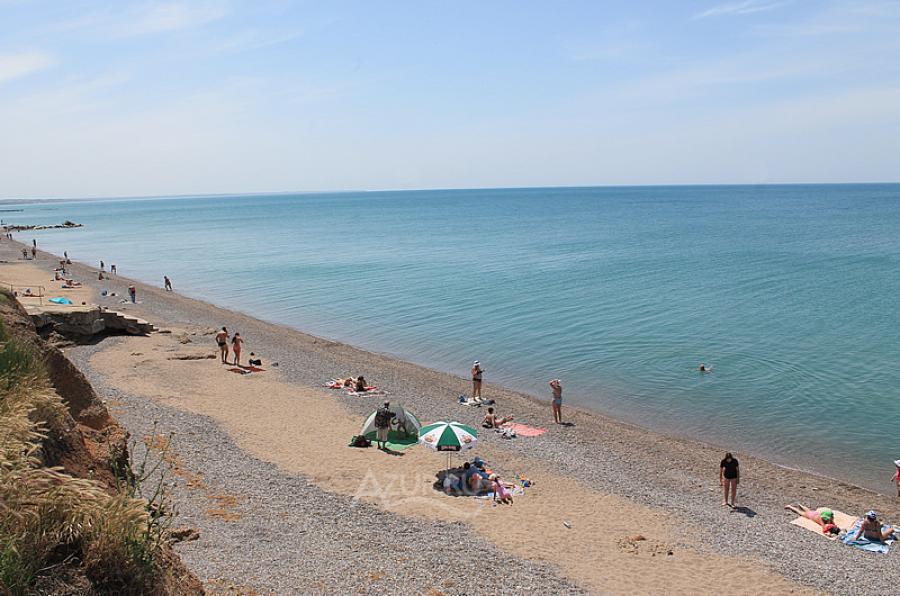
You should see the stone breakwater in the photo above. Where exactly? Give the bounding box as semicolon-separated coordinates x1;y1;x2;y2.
3;220;82;231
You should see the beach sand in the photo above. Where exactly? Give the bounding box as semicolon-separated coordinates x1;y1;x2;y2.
2;241;897;594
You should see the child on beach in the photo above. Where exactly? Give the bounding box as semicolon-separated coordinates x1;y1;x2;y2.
490;474;513;505
893;460;900;497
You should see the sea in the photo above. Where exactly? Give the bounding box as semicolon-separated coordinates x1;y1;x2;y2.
13;184;900;492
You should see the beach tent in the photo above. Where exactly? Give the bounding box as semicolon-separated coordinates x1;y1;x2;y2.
360;404;422;450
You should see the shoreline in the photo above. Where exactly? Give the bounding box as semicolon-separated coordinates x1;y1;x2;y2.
12;238;888;496
3;239;899;593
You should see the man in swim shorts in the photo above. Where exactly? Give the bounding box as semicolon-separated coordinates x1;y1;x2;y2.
215;327;229;364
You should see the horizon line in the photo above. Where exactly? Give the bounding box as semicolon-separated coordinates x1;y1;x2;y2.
3;180;900;204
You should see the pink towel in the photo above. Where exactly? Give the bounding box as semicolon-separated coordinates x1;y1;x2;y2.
503;423;547;437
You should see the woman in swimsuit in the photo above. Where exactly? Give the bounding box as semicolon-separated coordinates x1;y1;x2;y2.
549;379;563;424
215;327;229;364
471;361;484;400
784;504;834;530
231;333;243;366
854;511;895;542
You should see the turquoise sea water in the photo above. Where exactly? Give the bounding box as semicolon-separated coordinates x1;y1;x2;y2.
15;185;900;491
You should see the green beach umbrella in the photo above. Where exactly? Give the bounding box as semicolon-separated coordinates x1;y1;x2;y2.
419;421;478;469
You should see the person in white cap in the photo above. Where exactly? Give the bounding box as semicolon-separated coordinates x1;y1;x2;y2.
892;460;900;497
471;361;484;401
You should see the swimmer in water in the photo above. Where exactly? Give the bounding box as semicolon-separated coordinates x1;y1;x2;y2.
699;363;712;373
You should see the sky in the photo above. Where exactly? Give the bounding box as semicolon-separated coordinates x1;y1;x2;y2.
1;0;900;198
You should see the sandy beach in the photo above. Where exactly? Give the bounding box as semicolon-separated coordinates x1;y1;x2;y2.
2;239;898;595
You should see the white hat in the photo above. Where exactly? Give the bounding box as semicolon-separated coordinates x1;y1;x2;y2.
894;459;900;467
473;360;479;365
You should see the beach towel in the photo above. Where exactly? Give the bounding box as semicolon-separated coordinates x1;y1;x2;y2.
346;387;385;396
363;429;417;451
500;423;547;438
789;507;857;539
228;367;264;375
48;297;73;305
840;520;897;553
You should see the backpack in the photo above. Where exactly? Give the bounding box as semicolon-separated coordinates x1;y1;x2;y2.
349;435;371;448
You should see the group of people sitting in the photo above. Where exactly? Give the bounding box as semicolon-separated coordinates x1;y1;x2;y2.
785;504;896;542
443;457;514;504
334;375;369;393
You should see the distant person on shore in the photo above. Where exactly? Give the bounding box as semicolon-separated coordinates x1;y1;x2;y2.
100;260;105;271
164;276;172;291
482;407;513;429
215;327;229;363
549;378;563;424
719;452;740;507
471;361;484;400
30;246;36;259
853;511;895;543
231;332;243;366
98;271;105;281
128;285;136;303
784;504;834;530
21;248;27;260
32;239;36;248
110;264;116;275
63;250;68;260
893;459;900;496
373;401;395;450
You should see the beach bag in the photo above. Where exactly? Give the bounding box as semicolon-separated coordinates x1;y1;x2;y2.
349;435;371;448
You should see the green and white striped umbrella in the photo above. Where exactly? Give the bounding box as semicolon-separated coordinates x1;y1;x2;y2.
418;421;478;452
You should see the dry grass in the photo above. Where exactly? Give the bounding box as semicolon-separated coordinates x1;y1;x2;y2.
0;313;166;594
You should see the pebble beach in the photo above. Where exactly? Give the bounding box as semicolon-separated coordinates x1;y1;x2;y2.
3;240;899;595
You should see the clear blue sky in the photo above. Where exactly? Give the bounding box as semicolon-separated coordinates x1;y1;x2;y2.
2;0;899;198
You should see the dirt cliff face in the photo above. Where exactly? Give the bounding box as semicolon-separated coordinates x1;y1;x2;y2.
0;295;128;492
0;294;203;595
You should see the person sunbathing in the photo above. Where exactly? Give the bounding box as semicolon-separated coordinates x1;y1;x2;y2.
853;511;895;542
785;504;834;529
482;407;513;429
355;375;368;392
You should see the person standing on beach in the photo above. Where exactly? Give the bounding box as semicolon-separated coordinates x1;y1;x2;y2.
231;333;243;366
111;264;116;275
32;239;36;248
549;379;563;424
100;260;105;271
30;246;36;259
215;327;229;364
719;452;740;507
164;276;172;291
471;361;484;400
21;248;28;260
892;459;900;497
373;401;395;450
128;285;136;303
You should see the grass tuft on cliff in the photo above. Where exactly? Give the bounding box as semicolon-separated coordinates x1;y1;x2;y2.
0;316;164;594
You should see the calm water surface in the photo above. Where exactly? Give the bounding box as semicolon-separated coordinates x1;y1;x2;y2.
16;185;900;491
